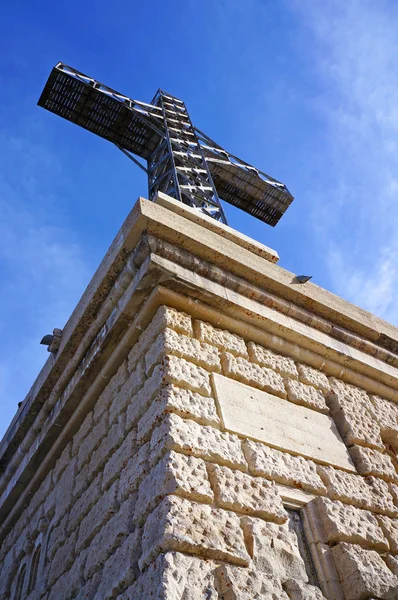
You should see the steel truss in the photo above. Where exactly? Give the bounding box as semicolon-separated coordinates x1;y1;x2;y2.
38;63;293;226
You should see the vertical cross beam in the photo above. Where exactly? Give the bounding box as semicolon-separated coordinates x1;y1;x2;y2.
148;90;227;223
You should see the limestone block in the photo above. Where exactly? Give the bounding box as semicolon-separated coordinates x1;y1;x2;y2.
349;445;398;482
390;482;398;506
313;497;388;550
214;374;354;471
47;531;77;587
48;556;85;600
332;542;398;600
243;439;327;495
110;360;146;423
128;305;193;372
118;442;150;504
74;461;90;499
94;361;128;423
248;341;298;379
68;473;102;534
77;417;108;470
55;457;77;522
137;384;220;443
135;451;213;523
139;495;250;569
145;328;221;375
162;354;212;396
0;548;17;600
120;551;218;600
297;364;330;393
194;320;248;357
241;517;308;582
283;580;326;600
317;466;397;515
72;411;94;457
221;352;286;398
385;554;398;576
52;443;72;483
285;379;328;414
215;564;289;600
77;481;119;551
103;429;137;491
126;365;165;431
328;378;383;449
149;413;246;470
208;464;287;523
377;516;398;553
93;532;140;599
47;514;69;562
84;498;136;580
89;418;125;476
369;394;398;442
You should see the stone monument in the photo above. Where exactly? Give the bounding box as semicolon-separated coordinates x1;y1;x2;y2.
1;193;398;599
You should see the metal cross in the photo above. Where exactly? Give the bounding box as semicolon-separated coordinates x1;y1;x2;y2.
38;63;293;226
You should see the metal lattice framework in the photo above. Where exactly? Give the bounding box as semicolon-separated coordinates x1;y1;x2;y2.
38;63;294;226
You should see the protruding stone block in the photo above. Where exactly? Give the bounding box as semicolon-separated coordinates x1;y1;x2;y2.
194;320;248;357
248;341;298;379
208;463;288;522
140;496;250;569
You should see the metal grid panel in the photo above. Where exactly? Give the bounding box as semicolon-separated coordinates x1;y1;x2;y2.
38;63;294;226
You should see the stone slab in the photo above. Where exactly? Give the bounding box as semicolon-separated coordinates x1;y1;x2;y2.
212;374;355;472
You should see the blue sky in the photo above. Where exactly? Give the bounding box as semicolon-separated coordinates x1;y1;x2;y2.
1;0;397;438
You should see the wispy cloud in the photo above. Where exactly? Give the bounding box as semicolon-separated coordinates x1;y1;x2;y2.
0;131;91;438
293;0;398;325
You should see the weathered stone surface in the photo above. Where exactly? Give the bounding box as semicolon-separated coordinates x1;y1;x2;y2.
194;320;248;357
128;306;193;372
242;517;308;582
297;364;330;392
140;496;250;569
317;466;397;515
93;532;140;600
390;482;398;506
243;439;327;494
214;374;354;471
283;580;326;600
349;445;398;482
68;473;102;534
215;564;289;600
126;365;165;430
53;443;72;483
385;554;398;576
135;451;213;523
149;413;246;470
103;429;137;491
137;384;220;443
285;379;328;413
89;418;125;476
120;551;218;600
118;442;150;504
77;417;107;470
72;411;94;456
77;481;119;551
47;531;77;587
248;341;298;379
377;516;398;553
84;499;136;580
332;542;398;600
327;378;383;450
314;497;388;550
48;556;85;600
209;464;287;522
94;361;128;423
369;394;398;444
221;352;286;398
159;355;212;396
145;328;221;375
109;360;146;423
55;458;76;522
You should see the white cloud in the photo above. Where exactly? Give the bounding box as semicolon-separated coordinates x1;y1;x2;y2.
293;0;398;324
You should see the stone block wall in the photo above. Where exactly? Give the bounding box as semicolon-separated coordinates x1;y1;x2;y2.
3;304;398;599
